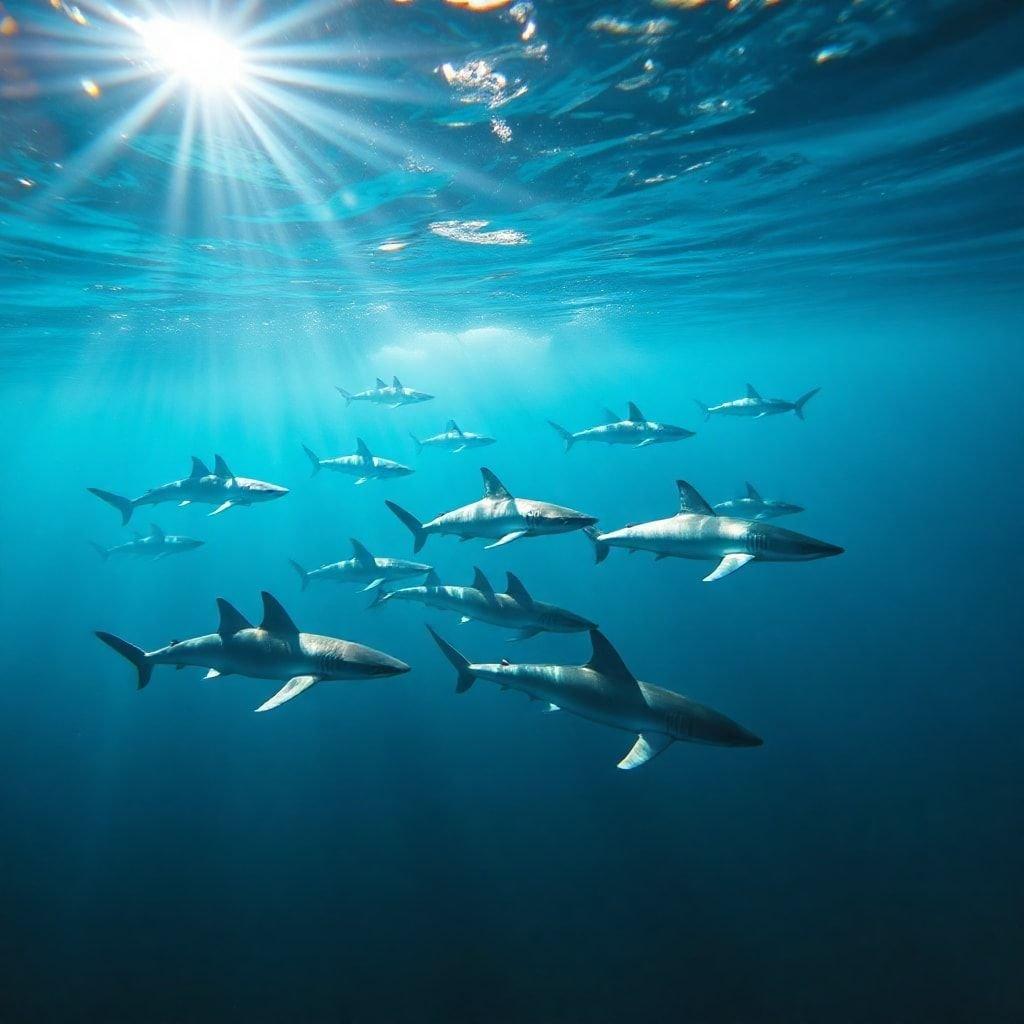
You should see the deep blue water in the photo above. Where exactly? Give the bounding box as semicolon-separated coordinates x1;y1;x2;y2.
2;2;1023;1022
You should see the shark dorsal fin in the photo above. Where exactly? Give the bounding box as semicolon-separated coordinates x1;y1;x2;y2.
481;467;511;500
745;383;761;400
217;598;252;636
745;481;762;501
149;523;165;541
676;480;715;516
375;377;386;388
424;568;441;587
130;529;143;540
601;407;620;424
627;401;645;422
471;567;494;596
585;630;640;687
355;438;373;459
392;376;403;388
259;592;299;635
190;456;211;478
213;454;235;480
446;419;463;435
350;538;374;566
505;572;533;606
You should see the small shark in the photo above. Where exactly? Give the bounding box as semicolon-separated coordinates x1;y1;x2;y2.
302;439;414;485
289;538;434;592
712;482;805;521
336;376;434;409
88;455;288;524
410;420;496;454
428;627;762;769
91;523;204;561
96;591;410;712
386;467;598;552
372;566;596;641
593;479;843;582
695;384;820;421
548;402;695;451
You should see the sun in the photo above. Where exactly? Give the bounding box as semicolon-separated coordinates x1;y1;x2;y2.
131;15;248;94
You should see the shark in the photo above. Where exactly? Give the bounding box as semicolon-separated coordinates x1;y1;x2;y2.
695;384;820;421
336;376;434;409
289;538;434;592
95;591;410;712
428;627;762;769
385;467;598;552
371;566;596;641
712;482;805;521
593;479;843;582
91;523;204;561
302;439;414;485
88;455;288;524
410;420;496;454
548;402;695;451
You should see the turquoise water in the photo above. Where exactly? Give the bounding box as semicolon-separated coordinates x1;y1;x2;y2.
1;2;1022;1021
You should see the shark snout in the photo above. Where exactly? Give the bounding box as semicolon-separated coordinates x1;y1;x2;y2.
370;653;411;676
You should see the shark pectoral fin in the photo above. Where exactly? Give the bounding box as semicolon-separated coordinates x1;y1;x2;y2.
459;536;473;543
354;477;369;486
178;500;192;507
543;703;560;713
655;553;670;561
703;552;755;583
452;445;467;454
203;669;222;680
209;501;234;516
485;530;528;549
617;733;673;770
255;675;319;713
508;628;541;642
459;616;472;624
360;578;386;592
634;438;655;448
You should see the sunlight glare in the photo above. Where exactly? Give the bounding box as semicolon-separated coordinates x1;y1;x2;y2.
134;16;246;93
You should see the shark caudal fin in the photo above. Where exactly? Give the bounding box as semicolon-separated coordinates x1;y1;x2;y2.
385;500;427;553
88;488;135;525
693;400;711;422
408;432;423;455
584;526;609;564
301;445;321;476
335;386;353;406
89;542;109;562
547;421;576;452
426;626;475;693
793;387;820;420
95;631;153;689
288;560;309;591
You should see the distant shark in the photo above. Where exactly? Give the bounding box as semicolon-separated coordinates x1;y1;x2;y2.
336;376;433;409
386;467;598;552
372;566;596;641
91;523;204;561
96;591;410;712
593;479;843;582
712;482;805;521
290;538;433;592
695;384;820;420
302;439;414;485
548;402;695;451
88;455;288;524
410;420;496;454
428;626;762;769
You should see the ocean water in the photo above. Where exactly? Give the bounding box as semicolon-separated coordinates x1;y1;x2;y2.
1;2;1022;1022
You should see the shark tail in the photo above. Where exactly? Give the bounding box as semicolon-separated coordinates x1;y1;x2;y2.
89;542;109;562
88;487;135;525
385;500;427;553
335;386;352;407
95;631;153;689
426;626;475;693
301;444;321;476
584;526;609;564
288;559;309;591
408;432;423;455
693;400;710;422
793;387;820;420
547;421;576;452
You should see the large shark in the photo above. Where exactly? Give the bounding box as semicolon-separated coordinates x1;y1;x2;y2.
95;591;410;712
695;384;820;421
386;467;598;552
428;627;762;769
593;479;843;582
88;456;288;524
548;402;695;451
712;482;805;521
410;420;496;454
289;538;433;592
336;376;434;409
372;567;596;641
91;523;204;561
302;439;414;485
